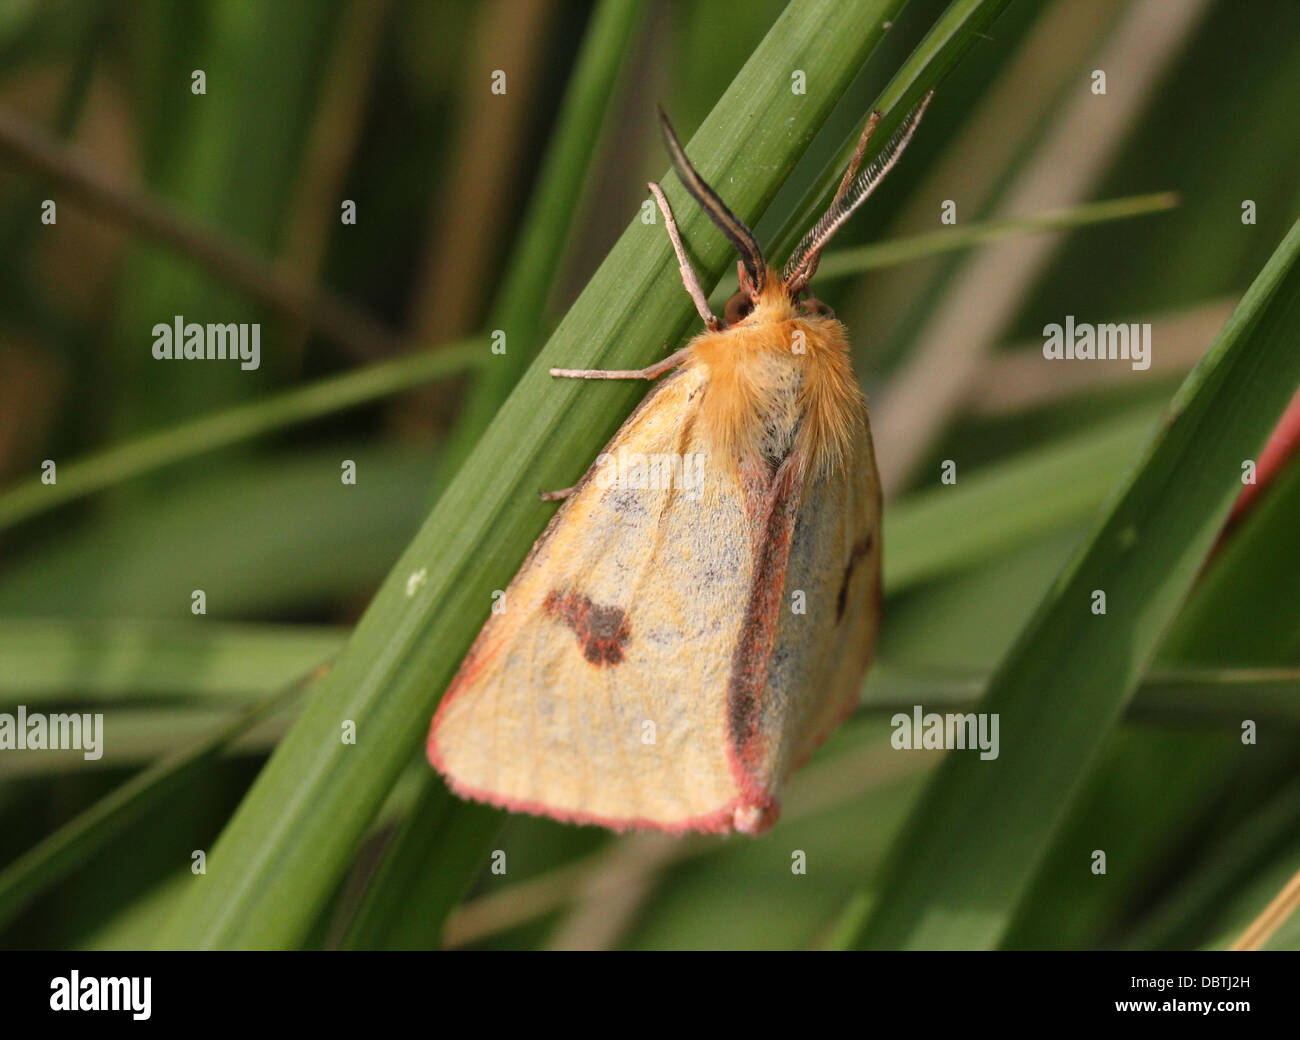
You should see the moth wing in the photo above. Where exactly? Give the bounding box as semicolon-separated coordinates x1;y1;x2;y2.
728;412;882;805
428;364;765;833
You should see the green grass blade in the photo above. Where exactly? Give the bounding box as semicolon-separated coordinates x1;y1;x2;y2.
815;192;1179;281
1118;776;1300;950
0;707;292;777
0;665;323;932
0;445;431;619
884;407;1162;592
0;619;346;703
708;192;1180;308
1000;442;1300;949
337;778;501;950
842;216;1300;949
863;663;1300;724
0;340;481;532
1159;438;1300;665
156;0;913;951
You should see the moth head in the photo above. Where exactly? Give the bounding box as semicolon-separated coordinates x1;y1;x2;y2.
781;90;934;299
657;94;933;326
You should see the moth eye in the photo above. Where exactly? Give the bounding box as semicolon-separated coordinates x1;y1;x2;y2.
724;291;755;326
800;297;835;319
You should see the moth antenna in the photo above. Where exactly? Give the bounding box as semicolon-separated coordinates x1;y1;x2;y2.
783;90;934;294
657;105;766;296
830;109;881;210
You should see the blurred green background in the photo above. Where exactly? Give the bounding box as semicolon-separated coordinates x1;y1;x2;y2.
0;0;1297;950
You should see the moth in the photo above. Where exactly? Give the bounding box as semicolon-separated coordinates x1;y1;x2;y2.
428;94;933;835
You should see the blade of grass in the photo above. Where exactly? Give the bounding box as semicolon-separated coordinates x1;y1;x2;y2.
0;444;434;619
1160;438;1300;664
708;191;1180;308
1231;864;1300;950
0;340;481;532
0;663;326;933
337;778;501;950
0;619;346;703
156;0;917;951
841;216;1300;949
1128;795;1300;951
0;707;295;777
1002;415;1300;949
814;192;1178;282
861;663;1300;724
884;406;1162;591
1264;909;1300;950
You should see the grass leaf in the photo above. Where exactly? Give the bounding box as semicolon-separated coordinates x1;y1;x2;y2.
0;341;481;532
841;216;1300;949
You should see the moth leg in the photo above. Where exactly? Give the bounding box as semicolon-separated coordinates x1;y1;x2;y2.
538;484;576;502
550;346;689;381
648;182;720;332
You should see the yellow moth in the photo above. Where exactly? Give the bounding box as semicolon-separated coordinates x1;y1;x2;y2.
429;93;933;835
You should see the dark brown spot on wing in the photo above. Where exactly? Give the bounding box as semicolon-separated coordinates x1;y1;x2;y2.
544;590;630;666
835;532;874;623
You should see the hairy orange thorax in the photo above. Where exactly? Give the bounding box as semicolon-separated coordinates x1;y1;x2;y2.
686;275;866;479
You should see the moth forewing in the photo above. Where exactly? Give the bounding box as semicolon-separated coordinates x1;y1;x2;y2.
430;366;763;833
429;97;928;835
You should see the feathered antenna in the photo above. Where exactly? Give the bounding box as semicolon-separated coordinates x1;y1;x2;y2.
658;106;766;296
783;90;934;294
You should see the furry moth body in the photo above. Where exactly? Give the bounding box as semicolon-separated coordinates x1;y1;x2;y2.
428;94;933;835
